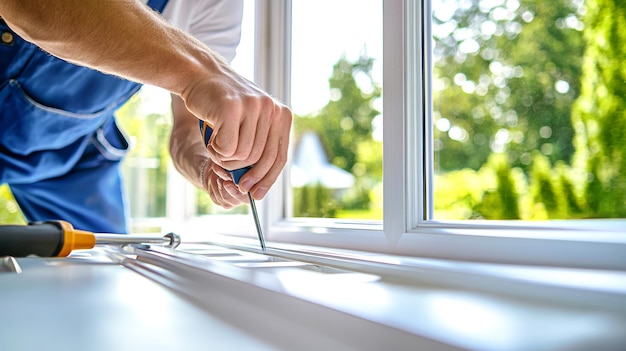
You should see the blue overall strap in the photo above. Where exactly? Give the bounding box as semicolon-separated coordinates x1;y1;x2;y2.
148;0;169;12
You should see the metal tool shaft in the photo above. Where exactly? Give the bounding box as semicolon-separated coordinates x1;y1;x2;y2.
95;232;181;248
199;120;266;251
248;192;266;251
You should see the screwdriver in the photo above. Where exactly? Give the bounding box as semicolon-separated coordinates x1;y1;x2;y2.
0;220;181;258
199;120;266;251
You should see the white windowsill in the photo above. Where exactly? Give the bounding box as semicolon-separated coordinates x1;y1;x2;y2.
123;236;626;350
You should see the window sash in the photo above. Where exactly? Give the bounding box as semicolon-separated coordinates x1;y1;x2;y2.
210;0;626;271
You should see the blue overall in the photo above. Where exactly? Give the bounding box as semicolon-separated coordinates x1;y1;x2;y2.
0;0;169;233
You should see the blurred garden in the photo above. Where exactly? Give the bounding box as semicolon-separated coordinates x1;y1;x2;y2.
429;0;625;219
291;0;625;220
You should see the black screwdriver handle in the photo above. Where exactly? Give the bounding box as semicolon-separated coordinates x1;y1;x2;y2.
0;221;65;257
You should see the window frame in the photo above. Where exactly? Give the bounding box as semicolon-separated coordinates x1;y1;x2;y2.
189;0;626;271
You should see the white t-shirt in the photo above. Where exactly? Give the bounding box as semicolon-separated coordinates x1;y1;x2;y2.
153;0;244;63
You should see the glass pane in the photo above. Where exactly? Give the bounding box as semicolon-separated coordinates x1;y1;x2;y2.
290;0;383;219
117;87;171;222
432;0;625;220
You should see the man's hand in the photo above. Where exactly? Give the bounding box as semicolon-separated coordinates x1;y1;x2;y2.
181;70;292;200
202;159;249;209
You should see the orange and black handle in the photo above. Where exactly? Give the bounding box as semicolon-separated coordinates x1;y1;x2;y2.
0;220;96;257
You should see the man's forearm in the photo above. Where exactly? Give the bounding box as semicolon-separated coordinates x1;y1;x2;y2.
0;0;222;96
170;95;209;189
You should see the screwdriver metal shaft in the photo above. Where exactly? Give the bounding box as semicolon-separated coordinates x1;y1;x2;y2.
199;120;267;251
247;192;266;251
96;232;181;248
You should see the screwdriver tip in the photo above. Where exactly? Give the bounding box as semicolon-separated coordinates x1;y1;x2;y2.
247;192;266;252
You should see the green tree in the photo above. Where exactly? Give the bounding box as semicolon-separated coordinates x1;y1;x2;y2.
293;183;338;218
571;0;626;217
439;0;626;220
473;154;522;219
529;153;564;218
433;0;585;172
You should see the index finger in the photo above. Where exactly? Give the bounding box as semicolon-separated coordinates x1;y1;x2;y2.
210;99;243;159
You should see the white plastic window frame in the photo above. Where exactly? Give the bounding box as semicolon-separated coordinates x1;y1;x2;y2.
211;0;626;271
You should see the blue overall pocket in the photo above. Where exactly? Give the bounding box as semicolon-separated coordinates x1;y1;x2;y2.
0;79;128;155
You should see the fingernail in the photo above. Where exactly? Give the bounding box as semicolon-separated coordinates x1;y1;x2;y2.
254;187;268;199
240;179;255;192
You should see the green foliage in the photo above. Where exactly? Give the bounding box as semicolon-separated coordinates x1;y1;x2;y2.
556;162;584;216
529;153;572;218
0;184;26;224
472;154;521;219
341;139;383;210
293;183;338;218
435;0;626;220
433;0;585;172
435;168;489;219
570;0;626;217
